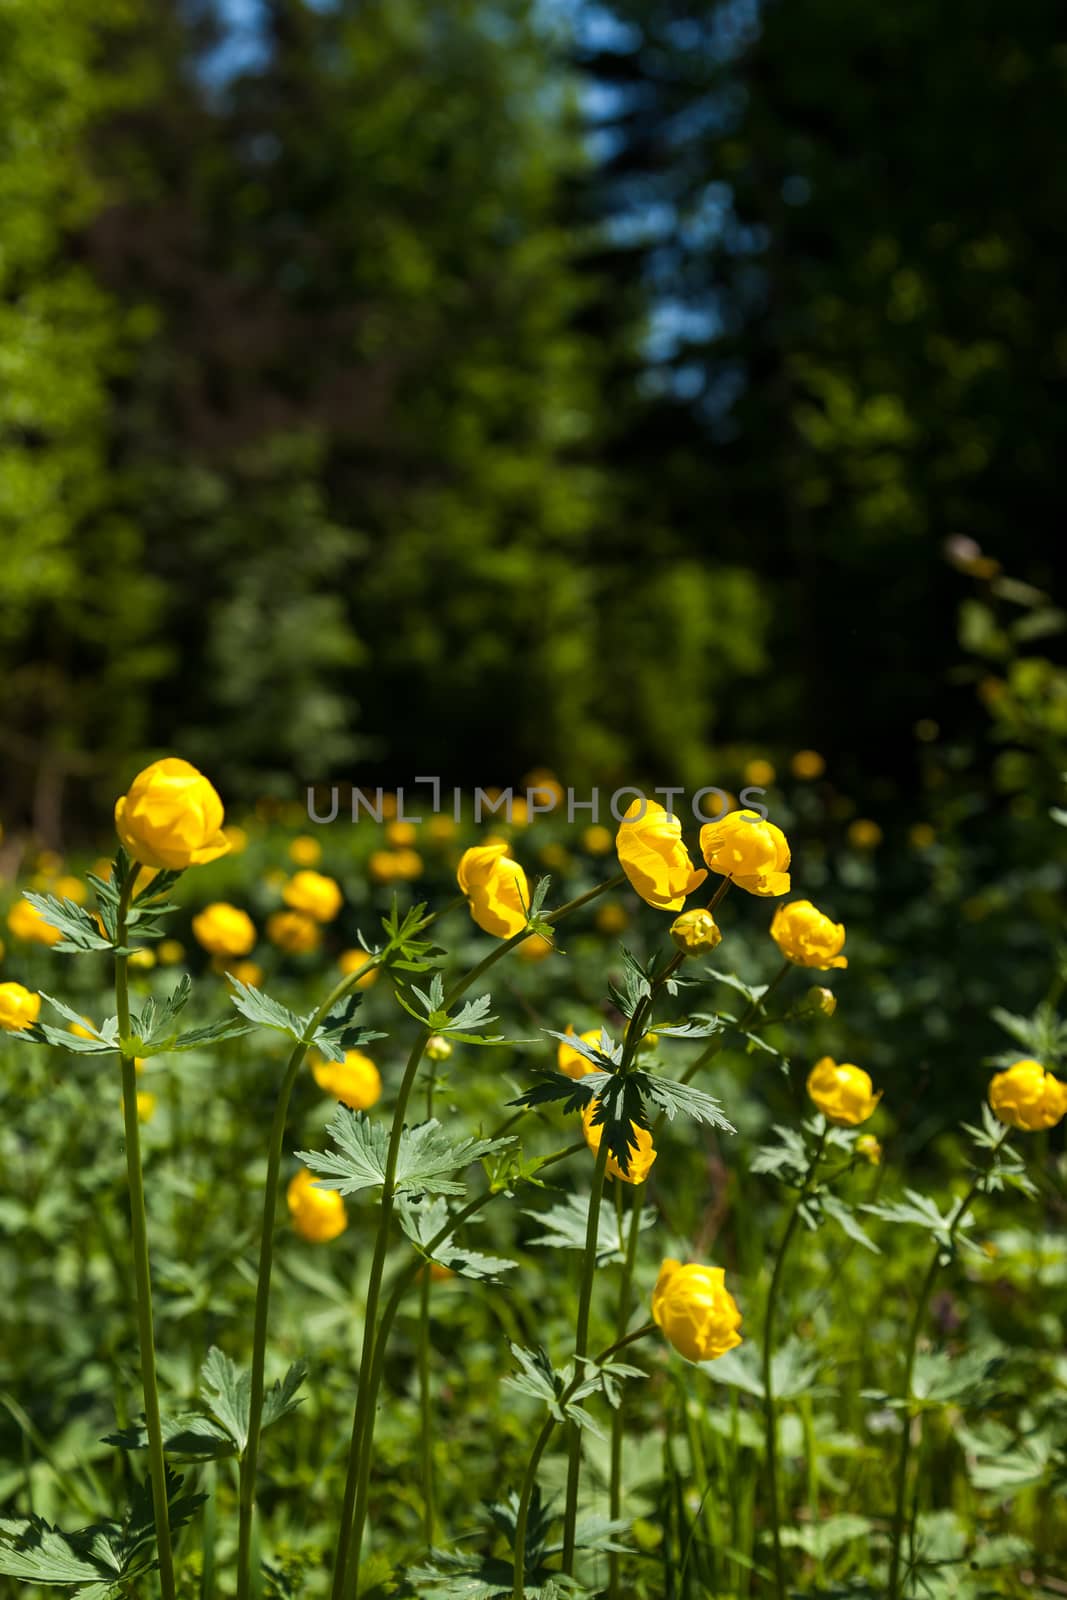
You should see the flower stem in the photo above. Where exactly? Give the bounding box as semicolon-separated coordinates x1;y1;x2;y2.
762;1123;827;1600
333;874;623;1600
886;1130;1009;1600
237;954;380;1600
418;1078;436;1546
115;876;176;1600
512;1325;655;1600
560;1134;612;1575
608;1185;646;1600
681;958;791;1087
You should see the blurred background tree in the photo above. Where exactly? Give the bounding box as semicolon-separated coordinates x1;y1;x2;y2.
1;0;1064;833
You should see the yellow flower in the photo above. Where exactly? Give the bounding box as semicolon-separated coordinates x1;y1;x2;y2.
192;902;257;958
228;959;264;988
908;823;936;850
457;842;530;939
391;848;424;880
522;768;565;810
770;900;847;970
157;939;186;965
806;1057;881;1125
137;1091;157;1123
267;910;322;955
616;799;707;911
7;898;64;947
539;842;571;871
743;758;776;787
988;1060;1067;1131
312;1049;382;1110
651;1259;742;1362
386;819;417;847
700;811;790;897
283;871;343;923
128;948;156;971
557;1026;603;1080
222;824;248;854
426;1035;453;1062
581;1098;657;1183
581;824;614;856
856;1133;882;1166
669;908;722;956
847;818;883;851
115;757;230;870
70;1016;97;1040
368;850;401;883
54;875;87;906
517;931;554;962
289;834;323;866
791;749;825;781
287;1169;347;1242
0;982;41;1032
596;902;629;936
338;950;379;987
427;815;456;842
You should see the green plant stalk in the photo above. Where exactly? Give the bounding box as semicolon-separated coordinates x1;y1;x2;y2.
762;1123;827;1600
608;1185;646;1600
335;874;624;1600
680;957;791;1087
512;1324;655;1600
236;952;380;1600
886;1129;1009;1600
419;1077;436;1545
560;1133;612;1575
115;876;177;1600
200;1461;217;1600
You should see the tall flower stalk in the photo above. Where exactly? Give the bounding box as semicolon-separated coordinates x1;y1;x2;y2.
115;871;177;1600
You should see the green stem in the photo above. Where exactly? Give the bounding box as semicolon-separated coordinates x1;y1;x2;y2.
680;958;791;1087
237;953;380;1600
560;1134;612;1574
512;1325;655;1600
608;1185;645;1600
335;874;623;1600
419;1077;436;1546
115;874;176;1600
886;1130;1008;1600
762;1123;827;1600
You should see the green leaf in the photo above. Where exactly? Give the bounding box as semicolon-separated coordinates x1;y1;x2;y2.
103;1412;235;1460
820;1194;880;1254
261;1359;309;1431
201;1347;251;1453
297;1110;515;1199
630;1071;734;1134
19;893;114;955
524;1194;656;1262
227;979;308;1041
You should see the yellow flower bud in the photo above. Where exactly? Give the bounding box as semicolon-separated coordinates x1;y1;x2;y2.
312;1049;382;1110
806;985;837;1017
856;1133;882;1166
287;1168;347;1242
595;902;629;936
338;950;378;987
114;757;230;870
54;875;87;906
127;948;157;971
228;960;264;988
616;799;707;911
266;910;322;955
7;898;64;947
581;824;614;856
670;908;723;956
581;1098;657;1184
770;900;847;970
283;871;343;924
806;1057;881;1126
557;1026;603;1080
386;820;417;847
457;843;530;939
157;939;186;966
390;848;424;880
136;1091;157;1123
700;811;791;898
743;758;776;787
426;1035;453;1062
651;1259;742;1362
847;818;883;851
988;1060;1067;1132
0;981;41;1032
289;834;323;866
192;902;257;958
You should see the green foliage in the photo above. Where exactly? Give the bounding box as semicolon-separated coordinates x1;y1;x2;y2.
296;1110;514;1200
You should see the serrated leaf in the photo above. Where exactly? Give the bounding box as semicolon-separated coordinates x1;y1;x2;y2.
820;1194;880;1254
20;893;115;954
227;979;308;1041
524;1194;656;1262
201;1347;251;1453
297;1110;514;1199
632;1070;734;1133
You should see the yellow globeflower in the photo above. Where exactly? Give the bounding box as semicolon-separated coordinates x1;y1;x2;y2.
652;1259;743;1362
228;960;264;988
157;939;186;966
386;819;417;847
856;1133;882;1166
287;1169;347;1242
847;818;883;851
988;1060;1067;1131
54;875;87;906
368;850;401;883
596;902;629;936
7;898;64;947
338;950;379;988
137;1091;157;1123
457;842;530;939
283;871;343;924
581;824;614;856
391;848;424;880
312;1049;382;1110
770;900;847;970
806;1057;881;1126
743;758;776;788
581;1098;657;1184
669;908;722;956
0;981;41;1032
557;1026;603;1080
192;902;257;958
289;834;323;866
115;757;230;870
267;910;322;955
616;799;707;912
700;811;790;897
791;749;825;780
